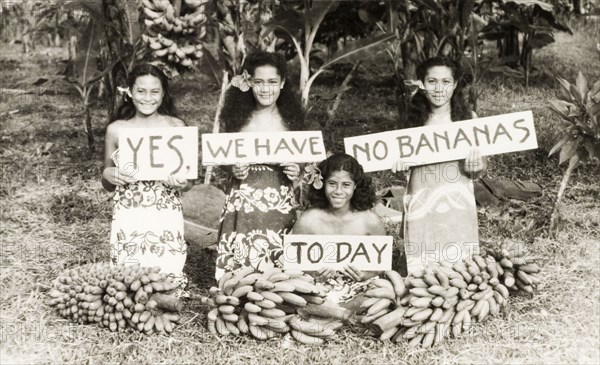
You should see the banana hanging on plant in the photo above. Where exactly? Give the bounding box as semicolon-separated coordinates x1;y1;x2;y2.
141;0;208;68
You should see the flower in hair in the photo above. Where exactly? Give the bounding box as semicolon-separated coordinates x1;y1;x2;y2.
231;70;254;92
302;162;323;190
117;86;132;99
404;79;425;97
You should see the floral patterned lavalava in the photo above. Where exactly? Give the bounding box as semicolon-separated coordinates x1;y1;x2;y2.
216;165;297;279
109;149;187;279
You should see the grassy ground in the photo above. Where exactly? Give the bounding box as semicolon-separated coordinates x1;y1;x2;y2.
1;21;599;364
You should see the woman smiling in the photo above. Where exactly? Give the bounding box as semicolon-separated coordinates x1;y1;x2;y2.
293;153;385;305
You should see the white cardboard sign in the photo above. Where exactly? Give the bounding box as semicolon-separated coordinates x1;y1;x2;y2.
118;127;198;180
201;131;327;165
344;110;537;172
282;235;393;271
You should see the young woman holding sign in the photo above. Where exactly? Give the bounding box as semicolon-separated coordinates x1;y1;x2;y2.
102;63;193;293
293;153;386;305
392;57;487;274
215;52;305;280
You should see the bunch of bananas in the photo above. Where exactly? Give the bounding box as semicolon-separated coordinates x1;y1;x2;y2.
355;270;408;340
358;241;541;347
141;0;209;68
47;262;182;334
202;267;345;342
397;257;511;348
288;314;344;345
490;240;541;294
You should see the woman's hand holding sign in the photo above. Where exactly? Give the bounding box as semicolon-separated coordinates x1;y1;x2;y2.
391;159;411;174
163;174;193;191
281;162;301;181
315;267;335;283
342;264;379;282
464;147;487;179
232;163;250;180
102;166;138;187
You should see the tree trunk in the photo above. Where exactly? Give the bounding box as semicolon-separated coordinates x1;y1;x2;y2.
326;61;361;129
549;155;579;235
84;91;95;156
204;73;229;184
396;41;417;125
521;35;531;88
572;0;585;15
395;75;410;125
401;41;417;80
469;85;478;112
502;27;520;66
107;71;119;122
69;35;77;61
54;5;61;47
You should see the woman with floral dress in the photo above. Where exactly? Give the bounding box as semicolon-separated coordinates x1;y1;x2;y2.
215;51;305;280
101;64;193;290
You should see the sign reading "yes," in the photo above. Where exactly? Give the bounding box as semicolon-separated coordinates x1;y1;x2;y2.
118;127;198;180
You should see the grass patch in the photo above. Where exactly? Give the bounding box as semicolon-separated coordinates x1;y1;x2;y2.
1;24;599;364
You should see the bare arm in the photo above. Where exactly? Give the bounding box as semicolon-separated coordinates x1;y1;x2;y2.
101;122;137;191
101;123;119;192
367;211;387;235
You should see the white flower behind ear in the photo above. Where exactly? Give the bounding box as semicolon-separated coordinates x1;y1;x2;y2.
117;86;132;99
230;70;254;92
404;79;425;97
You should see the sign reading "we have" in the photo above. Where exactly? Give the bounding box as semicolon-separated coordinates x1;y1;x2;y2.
201;131;327;165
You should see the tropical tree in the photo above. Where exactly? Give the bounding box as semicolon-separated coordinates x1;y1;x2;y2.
359;0;481;117
480;0;571;87
100;0;145;120
266;0;396;106
547;72;600;233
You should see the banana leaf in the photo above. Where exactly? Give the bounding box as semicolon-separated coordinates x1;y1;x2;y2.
319;32;397;69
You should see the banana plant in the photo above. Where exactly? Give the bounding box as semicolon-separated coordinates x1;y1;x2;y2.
547;72;600;233
480;0;571;87
102;0;145;120
266;0;396;106
65;17;119;155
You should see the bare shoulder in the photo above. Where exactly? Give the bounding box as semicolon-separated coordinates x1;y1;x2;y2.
166;116;186;127
105;120;128;140
362;210;386;235
297;208;326;223
293;208;325;234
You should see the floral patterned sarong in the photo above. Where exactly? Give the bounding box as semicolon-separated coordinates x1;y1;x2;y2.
109;150;187;282
215;164;296;280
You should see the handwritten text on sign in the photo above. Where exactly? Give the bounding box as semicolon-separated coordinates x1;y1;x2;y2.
344;111;537;172
201;131;326;165
118;127;198;180
282;235;393;271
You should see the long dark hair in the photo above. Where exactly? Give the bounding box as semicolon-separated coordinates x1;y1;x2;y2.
220;51;305;132
114;63;179;122
308;153;377;211
403;57;472;128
